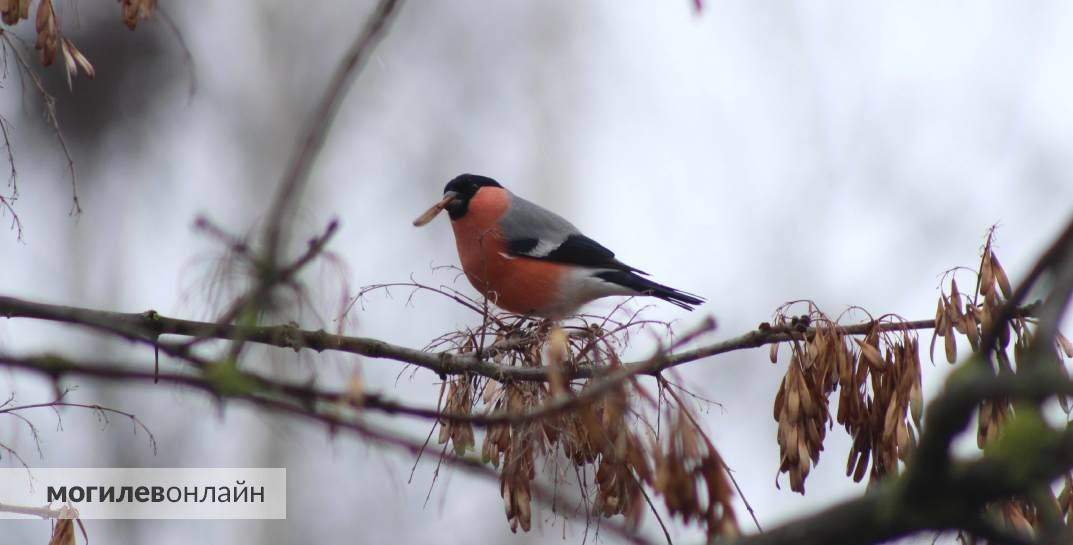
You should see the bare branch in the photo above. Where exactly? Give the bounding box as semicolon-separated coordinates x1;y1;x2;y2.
0;31;79;215
737;213;1073;545
261;0;402;266
1;294;1021;385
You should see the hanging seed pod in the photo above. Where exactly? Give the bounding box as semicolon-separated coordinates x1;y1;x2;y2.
1057;332;1073;359
482;378;500;405
980;251;995;296
909;383;923;427
944;322;958;363
993;254;1013;299
963;314;980;351
120;0;157;30
855;339;884;370
950;278;964;316
48;517;75;545
0;0;31;25
34;0;59;66
544;326;570;396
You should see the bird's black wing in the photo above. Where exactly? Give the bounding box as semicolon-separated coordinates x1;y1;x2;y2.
506;233;647;274
499;193;647;274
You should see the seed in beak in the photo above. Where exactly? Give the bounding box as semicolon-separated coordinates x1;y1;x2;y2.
412;192;458;227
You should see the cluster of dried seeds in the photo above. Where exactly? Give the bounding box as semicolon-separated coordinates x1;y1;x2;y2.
766;230;1073;498
0;0;28;25
0;0;156;83
932;244;1012;364
437;378;474;456
1060;475;1073;527
928;235;1071;450
1000;500;1041;538
34;0;59;65
652;409;739;539
845;331;921;483
929;234;1073;535
589;385;647;525
425;316;736;539
770;304;922;493
485;382;543;533
119;0;155;30
956;499;1050;545
771;314;832;493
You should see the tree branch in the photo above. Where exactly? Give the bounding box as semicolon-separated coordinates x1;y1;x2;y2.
736;213;1073;545
0;295;1011;384
735;367;1073;545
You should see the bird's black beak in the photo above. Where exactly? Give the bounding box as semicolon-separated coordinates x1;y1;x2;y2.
412;191;459;227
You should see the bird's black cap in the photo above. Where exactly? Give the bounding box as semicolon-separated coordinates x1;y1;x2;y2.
444;174;502;195
443;174;502;220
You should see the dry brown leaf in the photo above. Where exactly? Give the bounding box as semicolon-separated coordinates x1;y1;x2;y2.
345;372;365;407
48;518;75;545
909;383;923;426
1003;503;1035;537
61;38;95;81
852;446;869;482
896;420;910;452
980;251;994;296
786;376;801;422
950;279;964;318
35;0;59;66
482;378;499;405
544;327;569;396
1;0;30;24
1058;332;1073;359
120;0;156;29
960;314;979;351
854;339;883;370
935;297;947;332
992;254;1013;299
881;396;899;442
773;379;785;421
944;323;957;363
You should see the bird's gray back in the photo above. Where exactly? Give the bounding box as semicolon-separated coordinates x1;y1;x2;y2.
499;192;581;246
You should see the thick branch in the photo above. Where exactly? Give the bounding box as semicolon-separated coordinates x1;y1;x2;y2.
745;214;1073;545
738;368;1073;545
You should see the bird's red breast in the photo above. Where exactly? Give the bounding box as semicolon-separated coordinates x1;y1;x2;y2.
450;187;570;315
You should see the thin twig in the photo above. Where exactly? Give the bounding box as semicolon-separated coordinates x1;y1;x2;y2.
0;32;79;215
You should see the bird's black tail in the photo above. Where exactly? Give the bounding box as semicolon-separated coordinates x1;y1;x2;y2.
595;270;705;311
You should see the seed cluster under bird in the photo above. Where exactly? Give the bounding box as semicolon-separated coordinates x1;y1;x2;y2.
422;309;739;540
652;409;738;538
